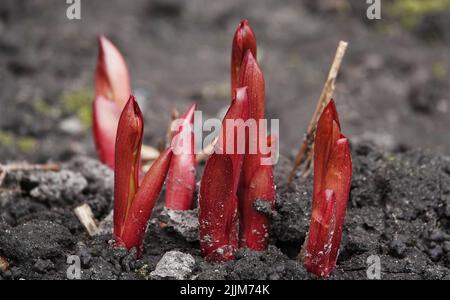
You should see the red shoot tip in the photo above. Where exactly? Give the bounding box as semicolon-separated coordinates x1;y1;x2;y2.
113;96;173;254
93;36;132;168
96;36;131;108
114;95;143;239
238;50;264;122
199;87;249;262
231;19;257;95
303;99;352;278
165;103;197;211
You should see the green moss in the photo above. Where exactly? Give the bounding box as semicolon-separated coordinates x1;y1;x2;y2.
0;130;14;146
386;154;397;162
0;130;37;153
375;23;389;34
62;88;93;128
432;63;447;79
33;98;58;117
389;0;450;16
400;15;419;30
336;0;351;16
388;0;450;30
16;137;37;152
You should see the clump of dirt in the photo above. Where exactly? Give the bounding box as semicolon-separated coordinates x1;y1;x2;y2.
0;143;449;280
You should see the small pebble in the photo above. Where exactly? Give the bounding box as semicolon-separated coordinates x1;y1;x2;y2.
2;270;11;279
33;259;54;273
150;251;195;280
77;242;92;267
159;208;199;242
269;273;280;280
389;239;407;258
275;263;285;273
445;204;450;218
10;267;21;278
59;117;84;135
428;230;445;242
428;246;443;262
443;241;450;253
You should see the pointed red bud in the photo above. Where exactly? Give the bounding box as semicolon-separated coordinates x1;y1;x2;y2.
238;50;264;122
199;87;249;262
231;19;257;95
93;36;132;168
113;96;143;241
95;36;131;107
165;103;197;210
303;100;352;277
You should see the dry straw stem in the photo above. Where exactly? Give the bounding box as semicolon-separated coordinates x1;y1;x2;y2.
289;41;348;183
0;256;9;272
166;108;180;145
196;136;219;163
0;163;60;187
140;109;180;166
141;110;174;165
141;145;161;163
142;107;220;165
74;203;99;236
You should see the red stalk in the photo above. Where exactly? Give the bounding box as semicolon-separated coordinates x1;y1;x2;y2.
237;49;274;251
93;36;131;168
114;96;173;254
199;87;249;262
303;100;352;278
231;19;257;95
165;103;197;210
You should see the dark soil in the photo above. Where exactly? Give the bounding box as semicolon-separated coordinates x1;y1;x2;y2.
0;143;449;280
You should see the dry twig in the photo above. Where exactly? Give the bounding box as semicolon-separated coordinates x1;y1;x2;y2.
289;41;348;183
0;256;9;272
196;137;219;163
74;203;99;236
166;108;180;144
141;145;161;163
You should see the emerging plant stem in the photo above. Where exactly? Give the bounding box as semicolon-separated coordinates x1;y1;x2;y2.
289;41;348;183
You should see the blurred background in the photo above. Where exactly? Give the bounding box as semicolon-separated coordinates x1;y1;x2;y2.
0;0;449;163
